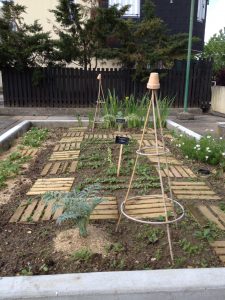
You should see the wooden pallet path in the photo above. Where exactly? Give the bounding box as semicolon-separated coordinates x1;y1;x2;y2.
171;182;221;200
84;133;114;139
191;204;225;230
156;165;196;178
137;139;164;148
124;195;173;219
147;156;182;165
26;178;74;195
49;150;80;161
9;197;118;223
132;134;155;140
20;148;38;157
54;143;81;151
210;241;225;265
59;137;83;143
63;132;84;137
68;127;87;131
41;161;78;176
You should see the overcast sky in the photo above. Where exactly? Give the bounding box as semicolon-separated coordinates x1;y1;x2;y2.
205;0;225;41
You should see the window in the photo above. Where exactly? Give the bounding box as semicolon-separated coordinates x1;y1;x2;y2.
197;0;206;22
108;0;140;18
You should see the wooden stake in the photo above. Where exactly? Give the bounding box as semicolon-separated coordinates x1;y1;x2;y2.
117;144;123;177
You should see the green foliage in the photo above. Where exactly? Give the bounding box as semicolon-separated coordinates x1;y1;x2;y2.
20;264;33;276
71;248;93;262
178;238;201;256
22;127;48;147
0;1;55;69
202;28;225;73
194;223;220;242
155;97;174;128
138;227;164;244
173;133;225;169
43;184;105;237
0;151;29;188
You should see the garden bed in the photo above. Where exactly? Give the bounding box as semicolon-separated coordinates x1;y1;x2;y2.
0;125;225;277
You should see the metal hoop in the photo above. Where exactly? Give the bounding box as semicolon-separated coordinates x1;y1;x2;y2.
120;195;185;225
136;146;170;156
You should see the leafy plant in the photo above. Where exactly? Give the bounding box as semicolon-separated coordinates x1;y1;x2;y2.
194;223;220;242
22;127;48;147
173;133;225;169
20;263;33;276
155;96;174;128
0;151;29;188
43;184;106;237
178;238;201;256
71;249;93;262
138;227;164;244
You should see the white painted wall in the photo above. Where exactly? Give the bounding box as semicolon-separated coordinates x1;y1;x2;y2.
211;86;225;115
14;0;120;69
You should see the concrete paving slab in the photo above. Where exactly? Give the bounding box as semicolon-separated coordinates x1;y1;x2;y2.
169;114;225;136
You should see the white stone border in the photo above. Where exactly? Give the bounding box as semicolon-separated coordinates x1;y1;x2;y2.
1;268;225;299
167;119;202;140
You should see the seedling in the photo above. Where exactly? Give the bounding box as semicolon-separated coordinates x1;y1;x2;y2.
71;249;93;262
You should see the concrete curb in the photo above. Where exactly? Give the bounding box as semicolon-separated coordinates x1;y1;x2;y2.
0;120;31;150
0;119;88;150
167;119;202;140
1;268;225;299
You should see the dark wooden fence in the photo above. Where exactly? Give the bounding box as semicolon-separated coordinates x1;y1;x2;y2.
2;59;212;109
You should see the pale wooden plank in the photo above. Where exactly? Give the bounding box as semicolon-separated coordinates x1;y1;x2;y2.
9;200;28;223
171;182;207;186
172;186;210;190
173;190;216;195
54;145;60;151
169;166;182;177
210;206;225;224
69;161;78;172
182;166;196;177
41;163;52;176
211;241;225;247
42;202;54;221
126;208;172;214
90;214;118;220
53;207;64;220
176;195;220;200
32;200;46;222
174;166;189;177
50;162;61;175
126;203;172;209
20;200;39;222
198;205;225;230
214;248;225;255
61;162;69;173
186;204;208;227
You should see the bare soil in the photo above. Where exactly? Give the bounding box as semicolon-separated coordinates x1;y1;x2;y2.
0;128;223;276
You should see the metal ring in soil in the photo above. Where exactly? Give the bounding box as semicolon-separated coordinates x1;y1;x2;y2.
120;195;185;225
136;146;170;156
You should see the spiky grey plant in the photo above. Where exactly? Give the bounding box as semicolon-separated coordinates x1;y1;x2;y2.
43;184;105;238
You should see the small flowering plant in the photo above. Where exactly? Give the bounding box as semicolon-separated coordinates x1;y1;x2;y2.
173;133;225;168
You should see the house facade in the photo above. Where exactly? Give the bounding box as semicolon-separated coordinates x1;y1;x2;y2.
13;0;208;68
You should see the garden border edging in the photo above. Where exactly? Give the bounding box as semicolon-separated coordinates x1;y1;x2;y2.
1;268;225;299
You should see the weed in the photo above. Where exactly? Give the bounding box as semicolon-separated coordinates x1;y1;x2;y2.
76;114;83;127
138;227;164;244
154;248;162;260
20;263;33;276
110;258;126;270
0;151;30;188
39;263;49;272
71;249;93;262
219;202;225;212
178;238;201;256
194;223;220;242
111;242;125;253
173;257;186;268
22;127;48;147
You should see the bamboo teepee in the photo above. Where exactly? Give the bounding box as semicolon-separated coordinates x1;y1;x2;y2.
116;73;184;262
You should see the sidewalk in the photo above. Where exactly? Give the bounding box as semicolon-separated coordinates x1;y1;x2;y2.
169;113;225;136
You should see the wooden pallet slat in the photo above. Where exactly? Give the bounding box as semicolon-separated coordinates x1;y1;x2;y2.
9;200;28;223
20;199;39;222
32;200;46;222
198;205;225;230
50;162;61;174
